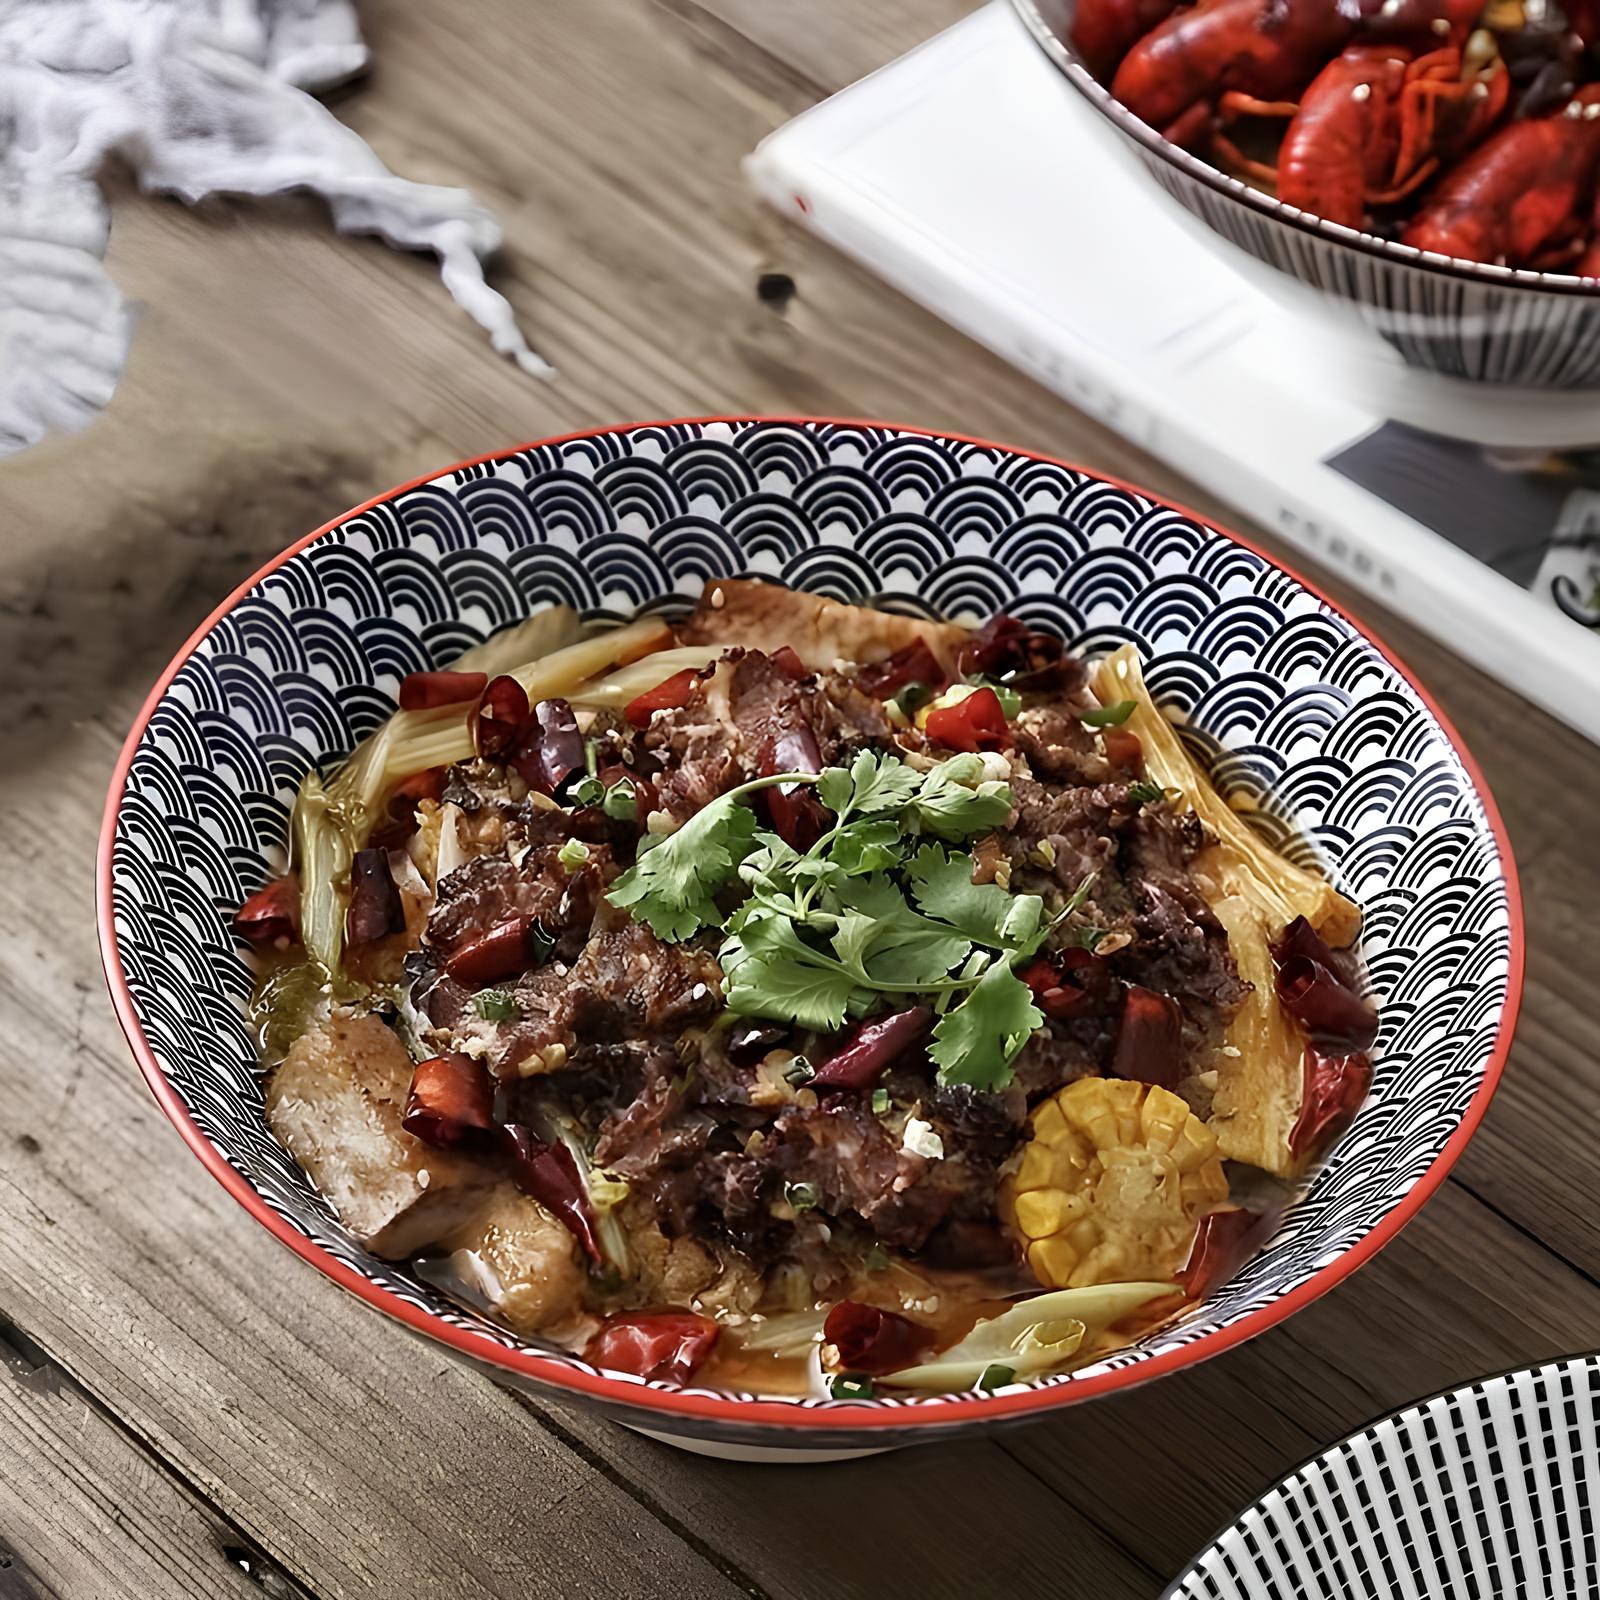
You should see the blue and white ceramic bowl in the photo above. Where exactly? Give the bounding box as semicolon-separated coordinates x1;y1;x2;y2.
1169;1353;1600;1598
98;418;1521;1455
1013;0;1600;389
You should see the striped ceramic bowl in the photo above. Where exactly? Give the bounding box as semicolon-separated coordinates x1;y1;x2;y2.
1013;0;1600;389
99;419;1520;1458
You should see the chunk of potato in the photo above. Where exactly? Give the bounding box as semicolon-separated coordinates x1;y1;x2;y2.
266;1012;492;1258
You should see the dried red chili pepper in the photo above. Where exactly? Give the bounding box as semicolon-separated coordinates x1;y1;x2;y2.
1180;1206;1275;1301
512;698;584;796
345;848;406;946
402;1053;496;1148
761;725;829;851
923;687;1011;753
471;674;532;760
397;670;488;711
1018;958;1095;1021
770;645;809;682
624;668;699;728
583;1310;720;1383
810;1007;932;1090
957;614;1077;689
856;638;946;700
1276;958;1379;1052
503;1126;602;1262
232;876;300;947
1289;1049;1373;1160
823;1301;932;1375
442;916;548;985
1102;727;1144;773
1110;984;1183;1087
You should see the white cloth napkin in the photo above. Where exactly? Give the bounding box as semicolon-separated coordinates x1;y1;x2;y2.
0;0;550;456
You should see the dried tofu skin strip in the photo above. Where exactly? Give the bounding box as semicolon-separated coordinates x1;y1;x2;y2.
683;578;967;675
1092;646;1361;1176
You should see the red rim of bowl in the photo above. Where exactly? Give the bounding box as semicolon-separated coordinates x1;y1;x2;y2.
96;416;1524;1435
1010;0;1600;300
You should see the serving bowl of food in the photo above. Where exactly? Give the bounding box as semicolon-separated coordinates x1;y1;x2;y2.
99;418;1520;1458
1012;0;1600;387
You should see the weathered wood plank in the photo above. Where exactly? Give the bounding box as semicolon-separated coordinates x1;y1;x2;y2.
0;1316;313;1600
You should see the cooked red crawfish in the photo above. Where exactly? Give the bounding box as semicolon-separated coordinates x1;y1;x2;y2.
1276;38;1508;228
1404;84;1600;263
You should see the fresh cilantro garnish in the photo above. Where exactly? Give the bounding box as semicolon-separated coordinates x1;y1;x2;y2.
608;748;1097;1091
1081;699;1136;728
910;755;1015;841
907;845;1045;951
817;749;923;819
608;784;765;940
929;959;1044;1091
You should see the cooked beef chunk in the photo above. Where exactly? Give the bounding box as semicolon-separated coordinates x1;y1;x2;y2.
427;839;616;965
1013;704;1109;785
1003;776;1135;897
494;919;723;1077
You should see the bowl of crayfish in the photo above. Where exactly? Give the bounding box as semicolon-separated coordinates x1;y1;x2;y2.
1013;0;1600;387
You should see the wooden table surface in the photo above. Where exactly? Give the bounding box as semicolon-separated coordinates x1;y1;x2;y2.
1;2;1595;1596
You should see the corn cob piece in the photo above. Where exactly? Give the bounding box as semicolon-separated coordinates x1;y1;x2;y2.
1002;1077;1229;1289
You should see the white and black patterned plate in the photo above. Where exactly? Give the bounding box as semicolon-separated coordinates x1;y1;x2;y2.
1169;1354;1600;1599
97;418;1522;1448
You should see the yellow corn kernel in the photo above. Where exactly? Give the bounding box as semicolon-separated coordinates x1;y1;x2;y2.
1001;1076;1229;1291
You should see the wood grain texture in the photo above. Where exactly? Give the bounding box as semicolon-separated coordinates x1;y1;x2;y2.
0;0;1596;1597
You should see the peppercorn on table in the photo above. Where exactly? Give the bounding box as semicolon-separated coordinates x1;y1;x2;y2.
1;2;1597;1596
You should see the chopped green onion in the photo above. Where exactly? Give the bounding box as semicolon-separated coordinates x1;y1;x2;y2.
863;1243;890;1273
557;838;590;870
977;1363;1015;1391
829;1373;875;1400
584;737;601;778
601;779;639;822
894;681;933;718
783;1056;814;1087
871;1087;891;1116
571;774;605;807
1127;778;1165;806
1070;926;1107;953
1081;699;1137;728
472;988;516;1022
967;675;1022;718
784;1181;820;1212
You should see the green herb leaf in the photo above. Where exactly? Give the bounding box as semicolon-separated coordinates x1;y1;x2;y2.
911;755;1015;842
930;960;1043;1091
1081;699;1136;728
721;915;868;1030
977;1363;1015;1391
907;845;1044;950
827;817;906;877
818;749;924;820
472;988;516;1022
608;793;761;941
871;1088;891;1116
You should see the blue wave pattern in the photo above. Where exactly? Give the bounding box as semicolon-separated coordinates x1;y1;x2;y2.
110;422;1510;1418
